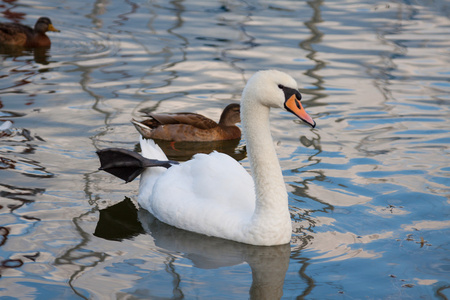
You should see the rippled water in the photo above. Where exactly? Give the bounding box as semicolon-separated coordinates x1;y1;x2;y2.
1;0;449;299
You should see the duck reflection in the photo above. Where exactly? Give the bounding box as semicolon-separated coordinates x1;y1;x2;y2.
94;197;291;299
139;138;247;161
0;44;50;64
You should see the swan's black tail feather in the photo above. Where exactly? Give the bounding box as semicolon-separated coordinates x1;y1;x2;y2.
96;148;178;183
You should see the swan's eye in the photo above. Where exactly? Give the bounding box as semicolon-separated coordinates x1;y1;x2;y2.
278;84;284;89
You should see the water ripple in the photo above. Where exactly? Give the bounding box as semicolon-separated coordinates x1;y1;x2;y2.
52;27;120;61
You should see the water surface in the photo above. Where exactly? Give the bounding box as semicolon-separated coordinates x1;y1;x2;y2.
0;0;449;299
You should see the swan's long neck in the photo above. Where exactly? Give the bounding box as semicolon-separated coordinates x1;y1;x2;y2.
241;98;290;237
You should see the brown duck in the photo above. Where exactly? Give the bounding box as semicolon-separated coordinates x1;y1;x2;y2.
0;17;60;47
132;103;241;142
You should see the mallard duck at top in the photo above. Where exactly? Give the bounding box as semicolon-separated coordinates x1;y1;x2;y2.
132;103;241;142
97;70;316;246
0;17;60;47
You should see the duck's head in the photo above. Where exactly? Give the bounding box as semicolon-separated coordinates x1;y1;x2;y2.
242;70;315;128
35;17;60;33
219;103;241;126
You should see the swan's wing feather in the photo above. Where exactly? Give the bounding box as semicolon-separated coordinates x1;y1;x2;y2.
139;136;169;160
146;152;255;237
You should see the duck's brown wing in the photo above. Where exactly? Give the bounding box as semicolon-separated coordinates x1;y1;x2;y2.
148;112;218;130
0;23;31;46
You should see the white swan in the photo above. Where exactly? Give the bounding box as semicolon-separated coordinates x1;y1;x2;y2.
97;70;315;246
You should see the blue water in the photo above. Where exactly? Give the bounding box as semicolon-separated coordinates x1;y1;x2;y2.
0;0;449;299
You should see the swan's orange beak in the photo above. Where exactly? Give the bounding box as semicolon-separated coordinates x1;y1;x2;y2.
285;94;315;128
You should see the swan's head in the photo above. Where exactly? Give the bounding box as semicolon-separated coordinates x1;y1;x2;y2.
242;70;315;128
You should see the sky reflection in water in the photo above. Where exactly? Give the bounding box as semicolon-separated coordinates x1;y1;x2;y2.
0;0;449;299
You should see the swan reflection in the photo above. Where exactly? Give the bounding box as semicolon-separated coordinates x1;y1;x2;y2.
94;197;291;299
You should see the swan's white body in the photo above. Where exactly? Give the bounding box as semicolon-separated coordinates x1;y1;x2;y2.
137;70;314;246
